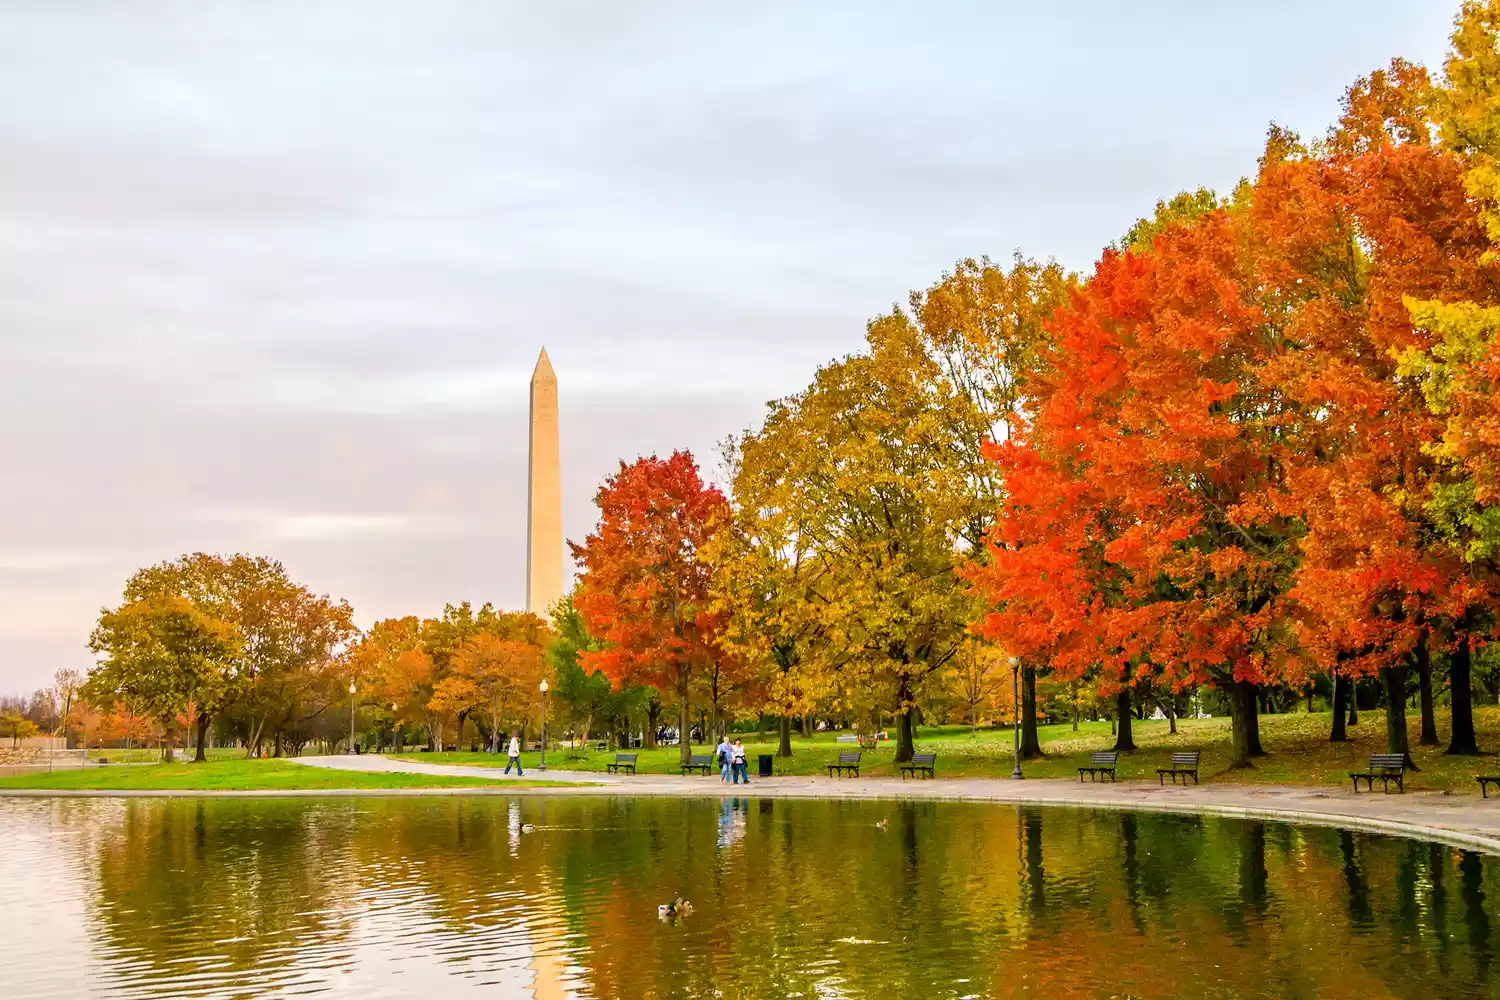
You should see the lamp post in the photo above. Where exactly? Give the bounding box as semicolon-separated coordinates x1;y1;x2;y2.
538;678;549;772
348;682;357;754
118;686;130;769
1009;656;1023;779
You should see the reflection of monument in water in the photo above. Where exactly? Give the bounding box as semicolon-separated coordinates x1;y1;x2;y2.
527;348;563;616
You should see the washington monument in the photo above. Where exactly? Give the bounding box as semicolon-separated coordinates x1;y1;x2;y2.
527;348;563;616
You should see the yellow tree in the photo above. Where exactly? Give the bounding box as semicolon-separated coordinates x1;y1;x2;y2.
449;612;550;750
909;255;1073;757
714;437;831;757
946;639;1012;734
86;595;242;761
727;321;978;762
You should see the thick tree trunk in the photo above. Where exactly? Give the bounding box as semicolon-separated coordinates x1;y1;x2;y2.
1448;619;1481;755
1113;688;1136;752
893;674;916;763
778;715;792;757
1021;665;1044;758
1229;680;1264;767
194;712;210;763
1381;665;1414;766
1416;630;1438;747
1330;671;1349;742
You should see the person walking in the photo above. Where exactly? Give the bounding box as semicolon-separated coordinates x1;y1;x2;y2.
505;731;524;776
716;733;733;784
731;738;749;785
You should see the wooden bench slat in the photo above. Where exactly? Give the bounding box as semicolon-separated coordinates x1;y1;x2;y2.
1158;750;1201;785
1079;751;1119;783
1350;753;1407;793
900;753;936;779
828;751;862;778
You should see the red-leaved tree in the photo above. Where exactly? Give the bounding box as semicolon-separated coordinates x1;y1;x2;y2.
571;451;729;765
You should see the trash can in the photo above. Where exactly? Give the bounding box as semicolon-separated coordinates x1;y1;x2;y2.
758;754;774;778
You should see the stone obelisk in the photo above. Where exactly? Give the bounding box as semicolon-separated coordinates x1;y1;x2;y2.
527;348;563;617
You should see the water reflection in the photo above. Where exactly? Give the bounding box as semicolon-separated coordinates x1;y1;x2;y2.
1;797;1498;999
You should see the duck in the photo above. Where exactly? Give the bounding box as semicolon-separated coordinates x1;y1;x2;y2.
657;897;693;920
520;823;537;834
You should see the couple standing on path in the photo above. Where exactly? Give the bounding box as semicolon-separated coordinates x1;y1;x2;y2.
716;736;748;784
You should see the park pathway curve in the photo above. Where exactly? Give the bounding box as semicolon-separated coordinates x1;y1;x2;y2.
286;753;1500;855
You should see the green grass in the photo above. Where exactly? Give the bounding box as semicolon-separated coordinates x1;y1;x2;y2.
402;707;1500;792
0;758;568;791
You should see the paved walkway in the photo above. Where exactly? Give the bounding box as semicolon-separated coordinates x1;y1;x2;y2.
290;754;1500;854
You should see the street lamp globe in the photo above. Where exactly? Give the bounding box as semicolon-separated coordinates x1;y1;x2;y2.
540;679;549;693
347;682;357;755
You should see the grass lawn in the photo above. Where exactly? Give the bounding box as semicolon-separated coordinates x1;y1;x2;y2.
0;758;567;791
400;706;1500;792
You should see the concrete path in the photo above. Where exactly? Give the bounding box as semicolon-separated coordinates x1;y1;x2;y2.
293;754;607;784
288;754;1500;854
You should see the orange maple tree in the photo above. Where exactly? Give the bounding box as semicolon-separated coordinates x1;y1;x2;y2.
975;192;1312;767
571;451;729;765
1258;60;1500;758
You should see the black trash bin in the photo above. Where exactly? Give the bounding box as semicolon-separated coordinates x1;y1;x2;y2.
757;754;774;778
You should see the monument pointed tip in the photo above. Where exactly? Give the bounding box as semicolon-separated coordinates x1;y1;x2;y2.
532;347;555;380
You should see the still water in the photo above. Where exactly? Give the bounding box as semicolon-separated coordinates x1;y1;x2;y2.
1;795;1497;999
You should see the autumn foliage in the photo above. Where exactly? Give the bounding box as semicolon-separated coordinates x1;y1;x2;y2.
571;451;729;765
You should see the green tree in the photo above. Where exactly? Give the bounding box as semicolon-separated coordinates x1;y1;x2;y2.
87;595;242;761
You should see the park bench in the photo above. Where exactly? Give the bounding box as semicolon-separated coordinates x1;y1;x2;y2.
835;734;858;744
1350;753;1407;793
1157;751;1200;785
900;752;936;779
828;752;861;778
1078;751;1119;782
681;754;714;776
95;757;109;765
1478;760;1500;798
606;752;638;775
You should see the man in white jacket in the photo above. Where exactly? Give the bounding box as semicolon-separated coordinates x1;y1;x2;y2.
505;731;523;776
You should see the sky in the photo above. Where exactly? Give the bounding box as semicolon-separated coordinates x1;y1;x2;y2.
0;1;1459;692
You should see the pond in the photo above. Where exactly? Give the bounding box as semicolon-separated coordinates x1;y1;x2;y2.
1;796;1496;999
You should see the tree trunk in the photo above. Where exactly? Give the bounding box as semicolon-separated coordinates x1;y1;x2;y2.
1228;680;1263;768
1347;680;1359;726
778;715;792;757
1448;617;1481;755
1166;697;1177;735
1330;671;1349;742
1416;629;1438;747
1021;664;1044;759
677;683;692;766
194;712;211;763
1381;665;1414;766
896;708;915;763
1113;688;1136;752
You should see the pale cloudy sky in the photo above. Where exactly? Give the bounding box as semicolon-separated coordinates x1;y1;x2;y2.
0;1;1456;692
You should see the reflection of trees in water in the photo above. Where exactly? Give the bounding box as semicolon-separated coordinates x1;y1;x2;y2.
90;799;357;994
70;798;1500;999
